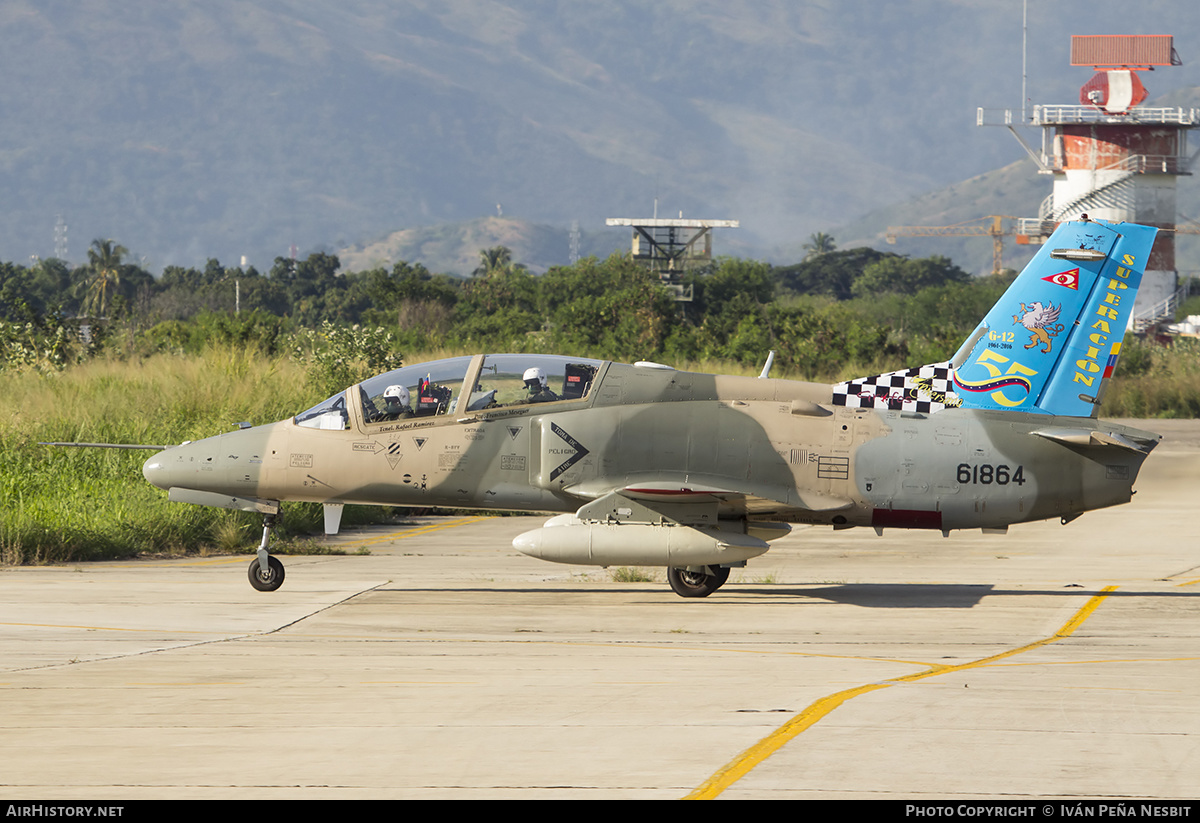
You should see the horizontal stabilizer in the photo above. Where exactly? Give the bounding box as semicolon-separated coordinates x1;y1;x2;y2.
1030;428;1160;454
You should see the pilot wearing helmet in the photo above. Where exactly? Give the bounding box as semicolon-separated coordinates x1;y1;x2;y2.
515;366;559;404
380;384;415;420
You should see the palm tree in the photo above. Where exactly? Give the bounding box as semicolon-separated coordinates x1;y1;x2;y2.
802;232;837;260
79;238;128;318
473;245;517;278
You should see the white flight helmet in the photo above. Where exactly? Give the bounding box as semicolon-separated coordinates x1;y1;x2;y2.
383;384;410;407
522;367;547;391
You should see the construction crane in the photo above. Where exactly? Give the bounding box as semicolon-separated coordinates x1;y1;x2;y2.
885;215;1017;275
1173;214;1200;236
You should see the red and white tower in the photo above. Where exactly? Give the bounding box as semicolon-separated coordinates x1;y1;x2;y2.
1017;35;1198;326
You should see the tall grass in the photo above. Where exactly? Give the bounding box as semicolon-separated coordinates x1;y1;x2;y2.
1;347;320;564
1101;337;1200;418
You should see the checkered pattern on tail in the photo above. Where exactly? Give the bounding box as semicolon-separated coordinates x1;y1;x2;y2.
832;363;962;413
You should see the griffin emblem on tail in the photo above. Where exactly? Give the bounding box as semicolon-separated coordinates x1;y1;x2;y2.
1013;301;1065;354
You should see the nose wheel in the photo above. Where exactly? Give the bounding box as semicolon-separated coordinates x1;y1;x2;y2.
248;555;285;592
248;514;285;592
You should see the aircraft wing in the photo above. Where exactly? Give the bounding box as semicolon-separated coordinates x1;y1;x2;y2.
619;482;851;514
565;478;851;526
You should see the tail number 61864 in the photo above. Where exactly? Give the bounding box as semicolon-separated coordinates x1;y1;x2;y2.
956;463;1026;485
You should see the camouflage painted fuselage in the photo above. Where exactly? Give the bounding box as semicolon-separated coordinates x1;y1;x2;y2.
143;358;1157;535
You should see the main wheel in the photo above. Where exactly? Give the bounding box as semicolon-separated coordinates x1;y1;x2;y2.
667;565;730;598
248;555;285;592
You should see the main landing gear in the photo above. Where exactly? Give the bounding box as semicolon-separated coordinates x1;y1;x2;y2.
667;565;730;598
248;513;285;592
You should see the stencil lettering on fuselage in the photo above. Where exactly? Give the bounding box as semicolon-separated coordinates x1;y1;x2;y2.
548;423;589;482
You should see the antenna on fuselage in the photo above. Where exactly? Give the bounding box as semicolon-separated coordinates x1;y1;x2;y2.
758;350;776;379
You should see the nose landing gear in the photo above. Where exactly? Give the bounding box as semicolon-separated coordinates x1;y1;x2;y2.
248;514;285;592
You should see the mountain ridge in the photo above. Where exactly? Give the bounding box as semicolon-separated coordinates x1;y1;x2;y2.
2;1;1198;272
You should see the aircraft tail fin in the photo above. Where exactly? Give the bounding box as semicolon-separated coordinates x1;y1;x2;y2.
831;219;1158;418
949;219;1157;417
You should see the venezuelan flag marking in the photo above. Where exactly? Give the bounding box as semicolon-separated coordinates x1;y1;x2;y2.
1103;342;1122;379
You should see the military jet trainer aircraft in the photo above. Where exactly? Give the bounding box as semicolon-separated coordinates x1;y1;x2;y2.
137;218;1161;597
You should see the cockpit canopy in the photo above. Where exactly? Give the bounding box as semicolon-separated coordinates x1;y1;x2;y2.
294;354;605;430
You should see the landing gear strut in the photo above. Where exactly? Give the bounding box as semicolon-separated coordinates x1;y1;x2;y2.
248;514;285;592
667;565;730;598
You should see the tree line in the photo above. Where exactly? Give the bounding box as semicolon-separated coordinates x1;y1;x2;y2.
0;236;1009;381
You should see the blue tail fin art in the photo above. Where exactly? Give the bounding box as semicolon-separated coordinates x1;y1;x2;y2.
832;218;1158;418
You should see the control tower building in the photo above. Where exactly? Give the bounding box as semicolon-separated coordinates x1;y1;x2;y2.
1014;35;1198;326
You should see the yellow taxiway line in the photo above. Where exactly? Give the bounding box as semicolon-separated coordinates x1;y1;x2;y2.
685;586;1118;799
338;516;487;549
